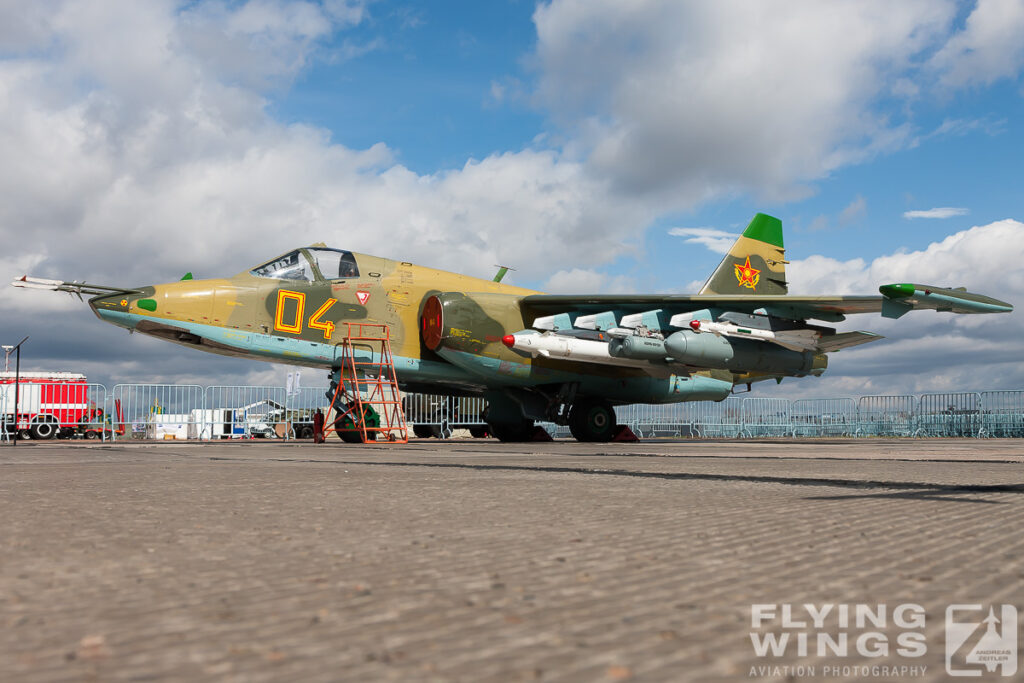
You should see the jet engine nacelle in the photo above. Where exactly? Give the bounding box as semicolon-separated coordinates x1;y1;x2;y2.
420;292;524;355
610;330;817;375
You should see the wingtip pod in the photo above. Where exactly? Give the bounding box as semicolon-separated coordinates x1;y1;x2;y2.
879;282;1013;318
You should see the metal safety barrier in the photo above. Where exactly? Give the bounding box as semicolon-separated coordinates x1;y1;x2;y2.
202;385;289;440
979;390;1024;438
0;389;7;442
1;379;107;441
740;397;792;437
916;392;982;438
109;384;205;442
791;398;858;437
691;397;744;438
623;404;693;438
284;385;331;439
8;381;1024;444
856;395;917;437
404;394;488;439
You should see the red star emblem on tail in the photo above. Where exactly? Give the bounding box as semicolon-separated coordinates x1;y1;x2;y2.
734;256;760;290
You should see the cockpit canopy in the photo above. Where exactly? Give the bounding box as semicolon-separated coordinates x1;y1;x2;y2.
250;248;359;281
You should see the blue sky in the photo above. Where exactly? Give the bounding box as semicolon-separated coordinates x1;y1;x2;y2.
270;0;1024;292
1;0;1023;395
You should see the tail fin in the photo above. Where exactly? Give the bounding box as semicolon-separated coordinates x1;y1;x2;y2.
699;213;788;295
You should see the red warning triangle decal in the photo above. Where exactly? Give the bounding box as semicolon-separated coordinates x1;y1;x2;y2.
356;291;370;305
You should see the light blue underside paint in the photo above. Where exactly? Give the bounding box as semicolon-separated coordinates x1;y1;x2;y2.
97;310;734;404
94;310;477;385
437;349;734;404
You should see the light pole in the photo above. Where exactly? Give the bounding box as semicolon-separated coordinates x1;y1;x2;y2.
7;337;28;447
2;345;12;373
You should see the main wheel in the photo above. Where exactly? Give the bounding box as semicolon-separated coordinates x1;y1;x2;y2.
488;419;535;442
568;399;616;442
30;421;57;440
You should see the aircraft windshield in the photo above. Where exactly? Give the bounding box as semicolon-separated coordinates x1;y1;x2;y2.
250;250;315;281
307;248;359;280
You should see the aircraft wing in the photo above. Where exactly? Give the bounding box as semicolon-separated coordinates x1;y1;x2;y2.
520;283;1013;323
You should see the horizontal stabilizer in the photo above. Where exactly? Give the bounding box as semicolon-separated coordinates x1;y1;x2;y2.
817;331;883;353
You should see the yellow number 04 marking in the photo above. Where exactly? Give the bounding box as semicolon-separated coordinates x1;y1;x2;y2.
274;290;305;334
274;291;337;340
308;299;336;340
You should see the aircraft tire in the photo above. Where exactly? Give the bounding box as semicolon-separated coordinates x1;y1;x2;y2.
469;426;489;438
338;430;362;443
488;419;535;442
569;399;616;442
412;424;434;438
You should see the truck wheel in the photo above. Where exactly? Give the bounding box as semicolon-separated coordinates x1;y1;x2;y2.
569;399;616;442
30;421;57;440
84;430;100;440
57;428;75;439
18;429;32;440
297;425;314;440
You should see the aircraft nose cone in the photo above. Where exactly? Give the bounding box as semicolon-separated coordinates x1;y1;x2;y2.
88;292;135;327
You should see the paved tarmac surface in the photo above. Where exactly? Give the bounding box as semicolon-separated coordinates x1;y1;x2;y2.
2;438;1023;682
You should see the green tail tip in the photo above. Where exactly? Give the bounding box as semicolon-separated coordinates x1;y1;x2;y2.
742;213;784;249
181;272;193;281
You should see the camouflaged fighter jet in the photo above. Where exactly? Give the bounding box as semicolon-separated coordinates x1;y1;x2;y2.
12;213;1013;442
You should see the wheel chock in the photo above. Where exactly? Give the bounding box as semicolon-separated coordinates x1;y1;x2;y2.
531;426;554;441
611;424;639;442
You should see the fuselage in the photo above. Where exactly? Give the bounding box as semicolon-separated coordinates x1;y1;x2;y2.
88;247;735;404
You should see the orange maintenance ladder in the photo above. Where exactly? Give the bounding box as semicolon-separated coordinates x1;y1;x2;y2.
324;322;408;444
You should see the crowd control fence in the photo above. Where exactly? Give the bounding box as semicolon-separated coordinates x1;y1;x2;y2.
5;379;1024;442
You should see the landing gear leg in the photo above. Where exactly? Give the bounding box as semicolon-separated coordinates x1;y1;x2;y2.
568;399;616;442
483;390;536;442
488;418;536;442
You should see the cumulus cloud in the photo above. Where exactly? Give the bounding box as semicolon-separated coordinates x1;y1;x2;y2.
0;0;650;295
931;0;1024;88
544;268;635;294
903;207;969;219
778;219;1024;395
2;0;1022;397
531;0;956;202
667;227;739;255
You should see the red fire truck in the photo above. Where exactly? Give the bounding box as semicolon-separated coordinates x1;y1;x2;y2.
0;372;119;440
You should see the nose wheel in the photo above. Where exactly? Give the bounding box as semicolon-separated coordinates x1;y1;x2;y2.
568;399;616;442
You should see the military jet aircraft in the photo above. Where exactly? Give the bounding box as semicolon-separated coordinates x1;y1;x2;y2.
12;213;1012;442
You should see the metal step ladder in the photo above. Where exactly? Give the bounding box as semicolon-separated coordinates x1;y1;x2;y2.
325;322;408;443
